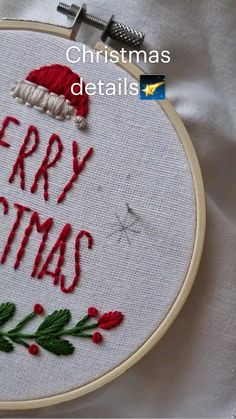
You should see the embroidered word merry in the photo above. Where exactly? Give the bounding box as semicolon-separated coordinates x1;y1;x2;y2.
1;116;93;203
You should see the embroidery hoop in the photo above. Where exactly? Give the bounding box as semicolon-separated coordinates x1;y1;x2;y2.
0;19;206;410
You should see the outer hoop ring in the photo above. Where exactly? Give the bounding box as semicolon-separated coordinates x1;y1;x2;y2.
0;22;206;410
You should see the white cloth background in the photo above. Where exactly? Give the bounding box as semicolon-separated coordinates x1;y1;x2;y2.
0;0;235;418
0;30;196;400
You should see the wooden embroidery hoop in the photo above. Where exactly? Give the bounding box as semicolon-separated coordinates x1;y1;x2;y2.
0;19;206;410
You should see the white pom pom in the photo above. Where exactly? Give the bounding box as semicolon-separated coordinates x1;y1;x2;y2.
74;115;87;130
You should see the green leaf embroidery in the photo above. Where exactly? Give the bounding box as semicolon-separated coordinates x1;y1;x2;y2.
0;303;124;357
0;336;14;352
0;302;15;326
75;314;89;328
37;309;71;334
36;336;74;356
9;312;36;334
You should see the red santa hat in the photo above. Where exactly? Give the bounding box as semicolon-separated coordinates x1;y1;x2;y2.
11;64;89;129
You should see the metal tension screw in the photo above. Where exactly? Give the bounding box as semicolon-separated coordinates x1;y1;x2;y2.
57;2;145;47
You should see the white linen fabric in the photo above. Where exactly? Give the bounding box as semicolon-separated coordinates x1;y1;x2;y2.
0;0;235;418
0;31;196;403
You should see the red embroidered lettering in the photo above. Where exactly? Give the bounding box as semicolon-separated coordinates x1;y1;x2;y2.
60;230;93;293
31;134;63;201
14;211;53;271
57;141;93;203
37;224;71;286
0;116;20;148
0;197;9;215
9;125;39;190
1;203;31;264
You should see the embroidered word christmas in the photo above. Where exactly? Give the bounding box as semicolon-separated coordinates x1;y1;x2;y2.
0;200;93;293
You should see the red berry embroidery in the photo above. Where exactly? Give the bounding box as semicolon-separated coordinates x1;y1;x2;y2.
0;303;124;356
28;344;39;355
98;311;124;330
88;307;98;317
34;303;44;314
92;331;103;344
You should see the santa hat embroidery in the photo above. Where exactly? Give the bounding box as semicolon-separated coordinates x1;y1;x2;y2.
11;64;89;129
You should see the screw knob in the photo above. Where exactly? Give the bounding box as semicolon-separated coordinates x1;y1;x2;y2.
108;21;144;48
57;2;145;47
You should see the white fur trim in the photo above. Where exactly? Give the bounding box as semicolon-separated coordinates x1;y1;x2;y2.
11;80;75;121
74;115;87;130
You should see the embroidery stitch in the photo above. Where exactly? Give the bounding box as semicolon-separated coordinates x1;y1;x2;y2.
0;302;124;356
0;198;94;292
31;133;63;201
57;141;93;203
11;64;89;129
0;197;9;215
9;125;39;190
0;116;93;203
107;203;141;244
0;116;20;148
14;212;53;271
1;203;31;265
37;223;72;284
60;230;93;293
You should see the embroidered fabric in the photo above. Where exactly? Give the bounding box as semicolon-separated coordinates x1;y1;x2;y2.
0;31;195;402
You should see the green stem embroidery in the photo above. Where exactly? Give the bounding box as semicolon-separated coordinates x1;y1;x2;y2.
0;323;98;339
0;302;124;356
